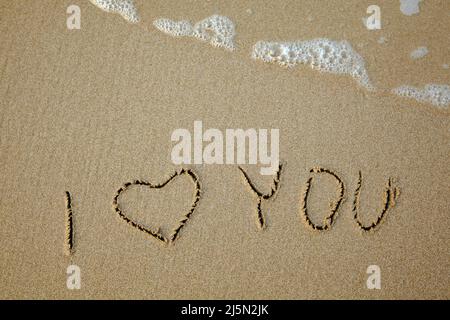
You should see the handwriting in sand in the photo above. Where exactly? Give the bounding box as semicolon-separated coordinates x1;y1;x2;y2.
64;165;400;254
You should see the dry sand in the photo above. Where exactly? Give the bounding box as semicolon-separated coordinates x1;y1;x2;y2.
0;0;449;299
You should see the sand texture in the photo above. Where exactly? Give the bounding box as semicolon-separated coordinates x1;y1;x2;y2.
0;0;449;299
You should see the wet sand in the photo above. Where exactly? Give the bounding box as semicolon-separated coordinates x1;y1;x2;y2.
0;0;448;299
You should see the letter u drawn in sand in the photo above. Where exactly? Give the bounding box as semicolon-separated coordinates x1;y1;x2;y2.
352;171;400;232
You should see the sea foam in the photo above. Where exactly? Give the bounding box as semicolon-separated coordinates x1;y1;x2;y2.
252;39;374;90
410;46;428;59
400;0;422;16
89;0;139;23
392;84;450;109
378;36;387;44
153;15;236;51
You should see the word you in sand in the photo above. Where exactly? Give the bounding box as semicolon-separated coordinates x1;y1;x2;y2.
88;0;139;23
171;121;279;175
153;15;236;51
252;39;374;90
63;165;400;252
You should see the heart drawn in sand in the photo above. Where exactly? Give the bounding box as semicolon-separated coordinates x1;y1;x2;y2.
112;168;201;244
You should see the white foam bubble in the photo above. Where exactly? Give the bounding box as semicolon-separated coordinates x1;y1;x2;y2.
361;17;368;28
89;0;139;23
410;46;428;59
392;84;450;109
153;19;194;37
378;36;387;44
252;39;374;90
153;15;236;51
400;0;422;16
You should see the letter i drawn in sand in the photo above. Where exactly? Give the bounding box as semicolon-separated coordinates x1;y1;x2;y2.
64;191;74;256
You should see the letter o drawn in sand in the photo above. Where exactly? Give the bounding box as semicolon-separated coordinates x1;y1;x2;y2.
300;167;345;231
112;168;201;244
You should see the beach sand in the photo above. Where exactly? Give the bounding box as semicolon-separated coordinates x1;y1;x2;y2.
0;0;449;299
